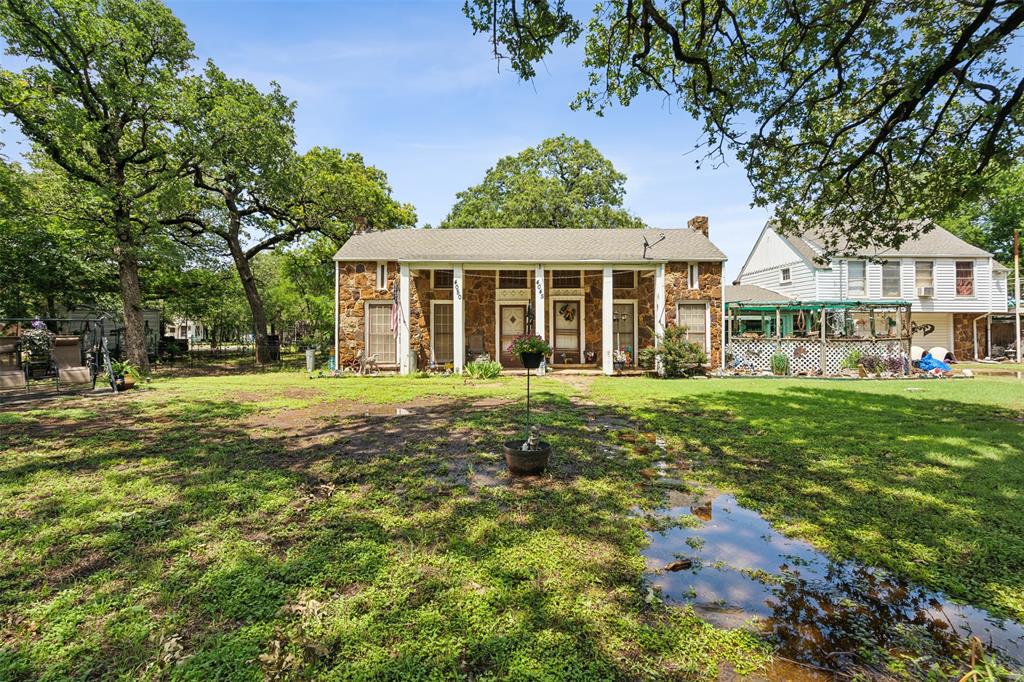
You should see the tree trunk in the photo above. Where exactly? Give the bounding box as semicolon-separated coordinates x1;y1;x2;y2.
114;242;150;373
226;233;272;365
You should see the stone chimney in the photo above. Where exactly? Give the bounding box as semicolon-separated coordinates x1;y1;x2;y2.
353;216;369;234
688;215;709;237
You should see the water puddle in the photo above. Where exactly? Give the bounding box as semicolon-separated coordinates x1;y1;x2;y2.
642;487;1024;674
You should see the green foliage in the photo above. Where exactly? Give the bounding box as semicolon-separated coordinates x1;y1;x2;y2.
639;325;708;377
20;326;54;359
0;0;196;371
110;359;140;379
506;334;552;356
770;353;789;376
464;2;1023;253
840;349;864;370
942;163;1024;267
464;355;502;379
441;135;645;229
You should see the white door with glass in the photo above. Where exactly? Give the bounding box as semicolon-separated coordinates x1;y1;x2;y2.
499;304;526;366
432;303;453;364
552;300;580;363
613;303;636;365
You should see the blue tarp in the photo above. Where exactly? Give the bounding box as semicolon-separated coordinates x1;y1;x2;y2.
917;352;951;372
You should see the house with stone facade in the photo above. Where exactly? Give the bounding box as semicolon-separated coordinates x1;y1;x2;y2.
733;220;1010;360
332;217;725;375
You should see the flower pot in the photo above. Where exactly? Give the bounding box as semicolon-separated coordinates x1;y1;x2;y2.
503;440;551;474
613;361;625;371
519;352;543;369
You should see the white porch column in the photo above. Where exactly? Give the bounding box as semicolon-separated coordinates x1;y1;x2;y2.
333;260;339;370
534;265;546;375
399;264;411;375
453;264;465;373
602;267;614;375
654;263;666;346
534;266;546;338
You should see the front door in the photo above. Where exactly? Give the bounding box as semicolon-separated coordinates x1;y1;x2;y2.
499;304;526;366
552;300;580;364
613;302;636;365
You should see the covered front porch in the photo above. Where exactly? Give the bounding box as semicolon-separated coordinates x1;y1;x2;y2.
395;263;673;375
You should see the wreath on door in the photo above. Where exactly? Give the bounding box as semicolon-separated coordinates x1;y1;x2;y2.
559;303;576;322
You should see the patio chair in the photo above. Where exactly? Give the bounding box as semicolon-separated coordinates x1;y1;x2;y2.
0;368;27;392
52;336;94;390
0;336;20;369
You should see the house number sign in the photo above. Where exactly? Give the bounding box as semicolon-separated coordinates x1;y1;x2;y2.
535;278;544;300
454;282;462;301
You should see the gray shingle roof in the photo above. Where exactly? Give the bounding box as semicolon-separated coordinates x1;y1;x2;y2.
781;220;993;267
334;227;726;263
725;284;792;304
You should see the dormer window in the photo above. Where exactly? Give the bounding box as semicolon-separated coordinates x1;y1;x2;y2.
779;267;791;284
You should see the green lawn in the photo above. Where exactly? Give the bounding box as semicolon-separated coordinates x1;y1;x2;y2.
0;372;1021;680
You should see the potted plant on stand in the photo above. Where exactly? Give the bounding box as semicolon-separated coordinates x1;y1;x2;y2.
110;360;140;391
503;335;552;474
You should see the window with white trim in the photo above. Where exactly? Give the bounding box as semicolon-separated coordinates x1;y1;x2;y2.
688;263;700;289
612;270;636;289
847;260;866;296
955;261;974;296
780;267;791;284
376;262;388;290
432;269;453;289
365;301;396;364
432;302;454;363
915;261;934;289
499;270;527;289
881;261;901;297
551;270;581;288
676;302;708;352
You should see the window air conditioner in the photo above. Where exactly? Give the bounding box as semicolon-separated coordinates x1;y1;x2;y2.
917;286;934;297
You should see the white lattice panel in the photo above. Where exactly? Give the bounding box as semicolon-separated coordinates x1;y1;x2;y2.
729;338;907;375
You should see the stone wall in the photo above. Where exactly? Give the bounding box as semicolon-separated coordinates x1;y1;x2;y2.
664;261;724;369
952;313;988;361
336;260;396;366
464;270;496;359
337;261;722;370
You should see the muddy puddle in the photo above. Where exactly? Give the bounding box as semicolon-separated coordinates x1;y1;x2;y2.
642;487;1024;674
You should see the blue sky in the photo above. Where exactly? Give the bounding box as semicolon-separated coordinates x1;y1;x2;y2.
2;0;770;279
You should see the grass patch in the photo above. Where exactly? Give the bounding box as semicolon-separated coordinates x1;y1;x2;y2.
1;372;1020;679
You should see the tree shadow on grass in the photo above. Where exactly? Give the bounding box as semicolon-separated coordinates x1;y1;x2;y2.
1;388;745;680
8;382;1017;679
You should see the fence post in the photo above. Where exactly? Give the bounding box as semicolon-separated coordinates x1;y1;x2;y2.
820;307;828;375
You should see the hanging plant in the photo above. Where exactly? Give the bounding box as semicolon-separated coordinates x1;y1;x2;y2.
21;326;55;360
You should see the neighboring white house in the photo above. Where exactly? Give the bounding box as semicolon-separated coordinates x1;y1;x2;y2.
734;220;1010;359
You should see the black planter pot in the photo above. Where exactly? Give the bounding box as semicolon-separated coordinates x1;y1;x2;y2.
503;439;551;474
519;352;543;369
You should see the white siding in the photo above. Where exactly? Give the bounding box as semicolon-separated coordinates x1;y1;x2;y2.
911;312;954;352
815;265;841;300
742;228;803;272
740;260;816;300
903;258;1003;313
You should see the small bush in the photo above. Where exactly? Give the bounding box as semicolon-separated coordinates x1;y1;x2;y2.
464;355;502;379
770;352;790;375
638;325;708;377
840;349;863;370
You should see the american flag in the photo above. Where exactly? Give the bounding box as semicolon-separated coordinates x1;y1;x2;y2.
390;283;399;333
